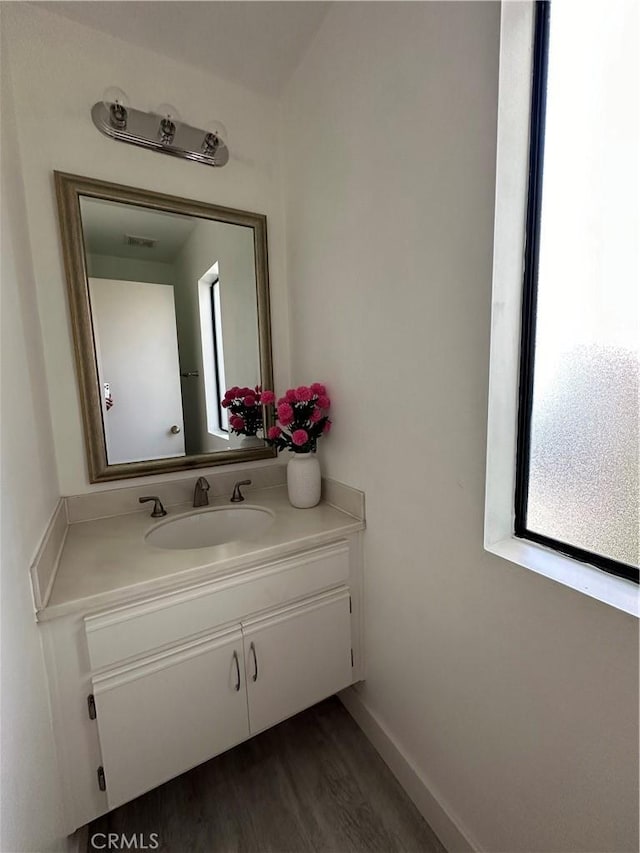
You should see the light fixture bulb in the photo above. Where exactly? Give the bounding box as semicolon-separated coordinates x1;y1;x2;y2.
205;120;228;145
102;86;130;130
156;103;181;124
155;103;181;144
202;120;228;158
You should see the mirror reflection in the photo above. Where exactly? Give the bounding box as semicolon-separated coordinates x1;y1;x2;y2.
80;197;264;465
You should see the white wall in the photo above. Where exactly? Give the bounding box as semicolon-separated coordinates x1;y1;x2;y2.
215;223;261;396
0;14;70;850
173;219;261;453
283;3;639;852
87;253;175;285
3;3;289;494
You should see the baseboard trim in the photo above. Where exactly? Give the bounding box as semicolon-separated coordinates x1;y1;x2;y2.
339;687;482;853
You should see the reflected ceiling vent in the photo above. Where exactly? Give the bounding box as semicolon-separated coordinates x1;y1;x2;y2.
125;234;157;249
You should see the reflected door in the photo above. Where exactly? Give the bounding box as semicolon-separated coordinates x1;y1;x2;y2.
89;278;185;463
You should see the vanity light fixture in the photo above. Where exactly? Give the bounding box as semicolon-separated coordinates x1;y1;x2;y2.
91;88;230;167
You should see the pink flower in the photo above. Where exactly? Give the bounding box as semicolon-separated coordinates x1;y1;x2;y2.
240;387;252;396
260;390;276;405
277;396;287;406
221;399;230;408
277;402;294;425
322;420;332;434
295;385;313;402
310;382;326;395
310;407;323;423
317;395;331;410
244;395;257;407
267;426;281;440
230;415;245;430
285;388;297;403
292;429;308;446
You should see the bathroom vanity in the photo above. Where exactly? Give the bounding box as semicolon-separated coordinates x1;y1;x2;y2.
37;483;364;833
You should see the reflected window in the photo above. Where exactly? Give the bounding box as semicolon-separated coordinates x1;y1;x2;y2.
516;1;639;581
198;262;228;437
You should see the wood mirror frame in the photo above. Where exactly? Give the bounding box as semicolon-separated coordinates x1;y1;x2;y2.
54;171;276;482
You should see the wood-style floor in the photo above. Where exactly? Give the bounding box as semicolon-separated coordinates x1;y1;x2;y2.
88;695;446;853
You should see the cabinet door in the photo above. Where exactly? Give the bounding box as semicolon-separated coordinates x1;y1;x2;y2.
243;587;352;735
92;627;248;809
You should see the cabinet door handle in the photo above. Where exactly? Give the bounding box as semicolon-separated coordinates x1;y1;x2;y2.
232;650;241;691
249;641;258;682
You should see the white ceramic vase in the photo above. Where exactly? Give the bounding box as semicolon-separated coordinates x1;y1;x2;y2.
287;452;321;508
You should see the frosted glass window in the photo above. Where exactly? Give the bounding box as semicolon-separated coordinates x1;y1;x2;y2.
519;2;639;574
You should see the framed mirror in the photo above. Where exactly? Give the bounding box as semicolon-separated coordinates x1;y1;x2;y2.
55;172;276;482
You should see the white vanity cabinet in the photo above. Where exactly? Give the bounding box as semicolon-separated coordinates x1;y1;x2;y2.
91;626;249;810
40;535;363;833
91;587;353;811
243;588;352;735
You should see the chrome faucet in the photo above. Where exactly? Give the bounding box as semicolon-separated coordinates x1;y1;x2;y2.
230;479;252;503
193;477;210;507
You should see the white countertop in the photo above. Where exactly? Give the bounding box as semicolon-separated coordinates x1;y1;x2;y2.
40;485;364;621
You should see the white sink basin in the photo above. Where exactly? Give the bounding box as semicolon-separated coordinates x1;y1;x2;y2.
145;505;275;550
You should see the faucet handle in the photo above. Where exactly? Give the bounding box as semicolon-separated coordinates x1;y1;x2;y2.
230;479;252;503
139;496;167;518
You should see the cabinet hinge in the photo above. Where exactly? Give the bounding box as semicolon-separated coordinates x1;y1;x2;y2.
97;766;106;792
350;648;354;667
349;596;352;614
87;694;97;720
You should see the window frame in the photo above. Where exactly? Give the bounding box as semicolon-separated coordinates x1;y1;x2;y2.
514;1;638;585
484;0;638;616
209;277;228;434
